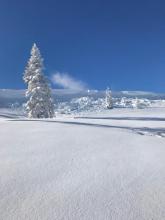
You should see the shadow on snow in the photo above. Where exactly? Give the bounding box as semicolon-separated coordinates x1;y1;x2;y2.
75;116;165;121
8;118;165;138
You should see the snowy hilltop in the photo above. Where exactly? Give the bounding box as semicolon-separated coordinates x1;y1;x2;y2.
0;89;165;116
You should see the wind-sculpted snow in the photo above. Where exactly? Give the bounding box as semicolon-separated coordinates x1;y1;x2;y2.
0;107;165;219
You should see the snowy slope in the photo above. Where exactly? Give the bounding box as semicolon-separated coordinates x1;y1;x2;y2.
1;89;165;116
0;107;165;219
0;89;165;108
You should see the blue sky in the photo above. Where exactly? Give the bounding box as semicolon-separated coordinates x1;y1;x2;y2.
0;0;165;92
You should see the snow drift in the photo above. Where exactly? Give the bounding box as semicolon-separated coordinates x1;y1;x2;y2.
0;90;165;219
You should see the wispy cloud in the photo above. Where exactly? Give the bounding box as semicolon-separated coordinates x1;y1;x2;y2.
51;72;87;90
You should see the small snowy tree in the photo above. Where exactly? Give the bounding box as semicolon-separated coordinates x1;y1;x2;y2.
105;87;113;109
132;97;150;109
23;43;54;118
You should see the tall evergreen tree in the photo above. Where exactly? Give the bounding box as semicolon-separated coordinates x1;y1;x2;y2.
23;43;54;118
105;87;113;109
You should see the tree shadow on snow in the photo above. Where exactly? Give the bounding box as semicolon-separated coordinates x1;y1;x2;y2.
8;118;165;138
75;116;165;121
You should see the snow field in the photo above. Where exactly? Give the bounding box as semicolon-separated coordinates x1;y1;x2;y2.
0;107;165;219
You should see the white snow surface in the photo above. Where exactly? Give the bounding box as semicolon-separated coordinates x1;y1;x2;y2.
1;107;165;219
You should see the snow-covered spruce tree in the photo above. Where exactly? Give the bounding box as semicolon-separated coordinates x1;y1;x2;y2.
23;43;54;118
105;87;113;109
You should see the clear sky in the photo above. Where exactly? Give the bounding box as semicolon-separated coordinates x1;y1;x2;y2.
0;0;165;92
